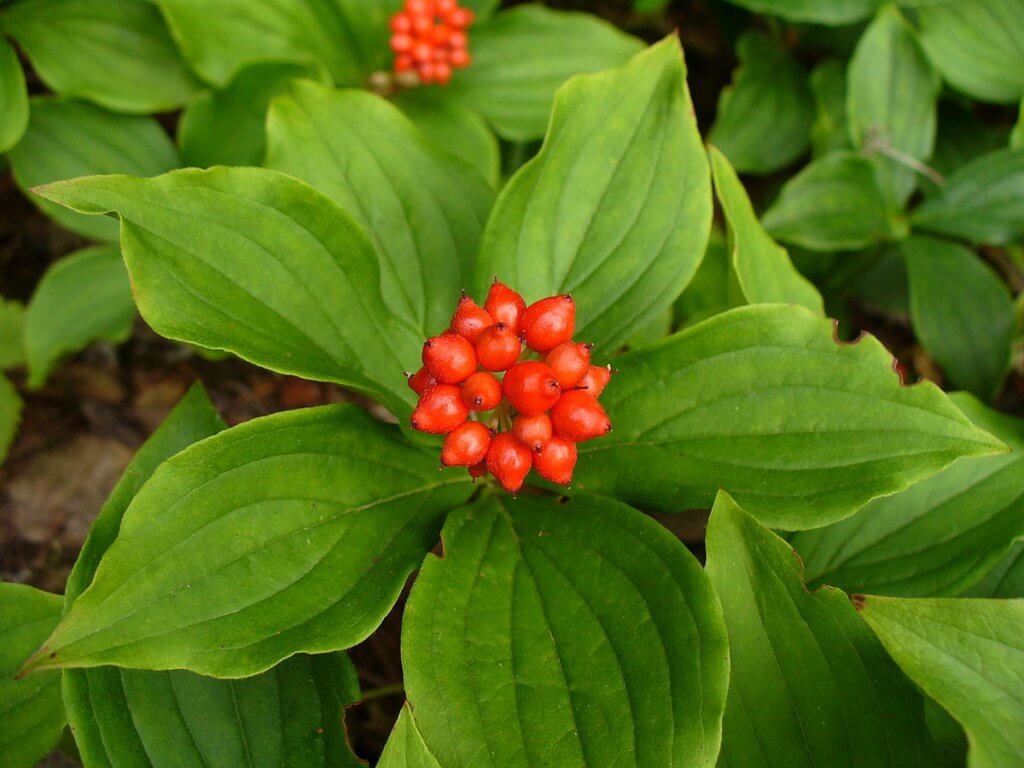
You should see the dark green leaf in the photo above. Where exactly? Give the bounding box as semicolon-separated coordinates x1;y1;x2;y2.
923;104;1012;198
719;0;879;24
1013;98;1023;149
0;38;28;154
809;59;851;157
0;298;25;370
403;494;729;768
378;705;443;768
476;37;711;357
673;229;737;326
0;374;22;463
967;543;1024;598
706;493;936;767
573;304;1005;529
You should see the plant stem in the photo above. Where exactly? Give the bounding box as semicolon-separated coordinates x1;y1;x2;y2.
361;682;405;702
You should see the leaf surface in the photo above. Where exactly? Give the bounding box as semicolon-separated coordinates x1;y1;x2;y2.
0;38;28;153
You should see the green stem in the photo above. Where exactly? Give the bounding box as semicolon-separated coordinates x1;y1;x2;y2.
361;682;405;702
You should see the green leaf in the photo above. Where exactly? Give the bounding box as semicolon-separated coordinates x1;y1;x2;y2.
34;167;422;417
0;374;22;463
266;81;495;336
0;297;25;370
917;0;1024;104
967;543;1024;598
2;0;201;113
443;5;644;141
710;147;823;313
859;596;1024;768
673;229;736;326
792;393;1024;597
905;237;1015;400
762;152;902;252
1012;98;1023;150
179;61;324;169
393;88;501;187
706;493;936;767
719;0;880;24
912;148;1024;246
924;103;1013;198
0;38;28;154
403;494;729;768
379;705;443;768
809;59;851;157
0;584;65;768
573;303;1005;529
24;404;473;678
476;37;711;357
24;245;134;389
8;99;179;242
848;5;940;206
708;32;813;175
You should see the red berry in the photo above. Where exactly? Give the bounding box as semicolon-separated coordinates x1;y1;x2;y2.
503;361;561;416
484;280;526;334
550;391;611;442
406;0;431;15
461;371;502;411
412;14;433;36
486;433;532;494
411;384;468;434
450;294;492;343
391;14;412;33
417;62;435;83
512;412;553;452
448;7;474;27
475;322;521;371
434;61;452;84
422;333;476;383
448;30;468;49
521;295;575;352
578;364;612;397
468;461;487;479
390;33;413;52
394;53;415;72
442;421;492;466
436;0;457;14
545;342;592;389
534;437;577;486
449;48;471;68
412;41;433;62
431;24;451;44
406;367;436;395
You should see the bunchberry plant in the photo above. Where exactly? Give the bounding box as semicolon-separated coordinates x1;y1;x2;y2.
388;0;475;87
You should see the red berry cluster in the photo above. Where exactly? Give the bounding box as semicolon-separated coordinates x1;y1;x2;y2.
389;0;474;86
408;282;613;494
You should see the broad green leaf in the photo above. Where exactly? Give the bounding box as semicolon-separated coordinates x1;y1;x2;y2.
917;0;1024;104
673;229;736;326
403;494;729;768
905;237;1015;399
762;152;902;252
443;5;644;141
573;303;1005;529
968;543;1024;598
719;0;879;24
8;99;179;242
2;0;201;113
848;5;940;206
34;167;422;417
0;584;65;768
393;88;501;187
24;246;134;389
179;61;323;168
24;404;473;678
1013;99;1023;149
0;374;22;462
266;81;494;336
626;306;673;349
0;297;25;369
710;147;823;313
706;493;936;767
379;705;443;768
860;596;1024;768
0;38;28;154
809;59;851;157
476;37;712;357
912;148;1024;246
708;32;813;175
792;393;1024;597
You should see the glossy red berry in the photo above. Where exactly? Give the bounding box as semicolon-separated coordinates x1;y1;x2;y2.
484;280;526;334
461;371;502;411
550;391;611;442
502;361;561;416
442;421;492;467
512;412;553;451
545;342;592;389
475;322;521;371
423;333;476;383
534;437;577;486
406;367;436;395
522;295;575;352
411;384;468;434
448;7;474;27
391;13;412;33
450;294;492;343
468;461;487;479
486;433;532;494
578;364;612;397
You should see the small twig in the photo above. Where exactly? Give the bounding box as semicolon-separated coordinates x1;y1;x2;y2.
360;683;405;703
862;130;946;187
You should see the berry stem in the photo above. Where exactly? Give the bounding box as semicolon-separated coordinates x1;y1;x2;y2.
496;400;513;433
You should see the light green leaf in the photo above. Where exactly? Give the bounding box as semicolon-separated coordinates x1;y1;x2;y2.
719;0;880;24
23;404;473;678
8;99;179;242
379;705;443;768
0;38;28;154
848;5;940;206
905;237;1015;399
0;298;25;370
626;305;673;349
573;303;1005;529
179;61;324;169
24;245;134;389
403;494;729;768
912;148;1024;246
0;584;65;768
968;543;1024;598
860;596;1024;768
2;0;201;113
762;152;902;252
266;81;494;336
917;0;1024;104
34;167;422;417
708;32;813;175
0;374;22;462
706;493;936;767
809;59;851;157
476;37;711;357
792;393;1024;597
710;147;823;313
443;5;644;141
